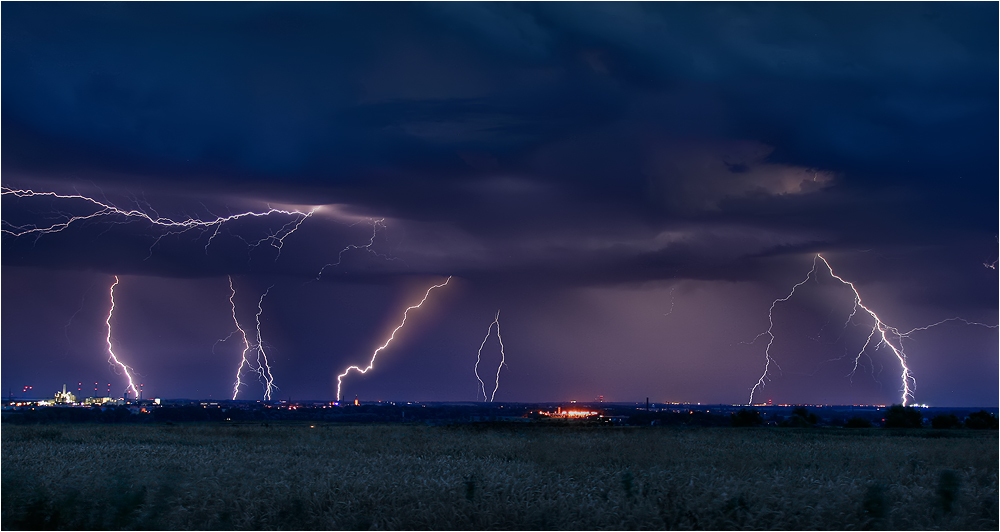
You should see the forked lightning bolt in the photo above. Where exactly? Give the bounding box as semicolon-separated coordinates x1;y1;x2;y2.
1;187;316;258
474;310;507;402
315;218;401;280
252;286;278;400
219;276;253;400
217;277;278;400
105;276;139;398
749;254;997;406
336;277;452;401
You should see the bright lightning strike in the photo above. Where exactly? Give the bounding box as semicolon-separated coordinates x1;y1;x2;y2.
749;254;998;407
218;276;253;400
336;276;452;402
1;187;316;259
105;276;139;399
216;278;279;400
474;310;507;402
252;286;278;401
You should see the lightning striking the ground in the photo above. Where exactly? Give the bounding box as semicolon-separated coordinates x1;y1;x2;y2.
336;276;452;402
749;254;998;407
105;276;139;398
1;186;316;259
252;287;278;401
219;276;253;400
216;278;279;400
474;310;507;402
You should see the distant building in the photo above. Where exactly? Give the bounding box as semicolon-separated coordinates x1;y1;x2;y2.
53;384;76;404
84;396;118;406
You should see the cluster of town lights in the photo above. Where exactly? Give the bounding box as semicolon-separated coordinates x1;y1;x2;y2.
538;407;600;418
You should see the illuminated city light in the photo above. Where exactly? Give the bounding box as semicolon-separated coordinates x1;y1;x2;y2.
538;408;599;418
474;310;507;402
105;276;140;398
1;186;316;259
336;276;452;401
749;254;997;407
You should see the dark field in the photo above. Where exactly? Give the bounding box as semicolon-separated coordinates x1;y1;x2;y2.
2;423;996;530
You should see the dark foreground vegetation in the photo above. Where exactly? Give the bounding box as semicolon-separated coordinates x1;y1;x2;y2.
2;423;996;530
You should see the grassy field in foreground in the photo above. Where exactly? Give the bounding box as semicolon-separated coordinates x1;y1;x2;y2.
2;423;996;530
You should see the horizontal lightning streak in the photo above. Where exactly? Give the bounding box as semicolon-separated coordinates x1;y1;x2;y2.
1;187;315;258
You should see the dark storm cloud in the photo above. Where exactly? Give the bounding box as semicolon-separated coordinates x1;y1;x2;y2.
3;3;996;404
4;2;996;286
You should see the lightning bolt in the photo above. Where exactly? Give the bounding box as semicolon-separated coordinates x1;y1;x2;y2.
663;285;678;317
1;186;316;259
749;254;998;407
315;218;402;280
217;276;254;400
105;276;139;399
985;235;998;270
747;260;816;405
475;310;507;402
336;276;452;402
216;278;279;400
252;286;278;401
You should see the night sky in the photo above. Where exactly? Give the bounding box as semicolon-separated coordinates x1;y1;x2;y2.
2;2;997;406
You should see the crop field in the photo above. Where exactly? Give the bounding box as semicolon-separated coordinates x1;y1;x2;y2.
2;423;996;530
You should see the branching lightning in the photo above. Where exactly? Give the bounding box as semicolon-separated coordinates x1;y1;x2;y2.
218;276;253;400
749;254;998;407
336;276;452;401
474;310;507;402
217;277;278;400
315;218;402;280
1;186;316;259
105;276;139;398
252;286;278;400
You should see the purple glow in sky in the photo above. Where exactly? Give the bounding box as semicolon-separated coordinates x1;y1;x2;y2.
2;3;996;406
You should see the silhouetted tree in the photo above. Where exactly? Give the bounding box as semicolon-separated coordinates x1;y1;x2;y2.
883;404;922;428
964;410;999;430
783;406;818;427
845;417;872;428
930;414;962;429
730;408;763;427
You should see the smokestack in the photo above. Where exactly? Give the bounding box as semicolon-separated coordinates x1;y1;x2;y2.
646;397;649;411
